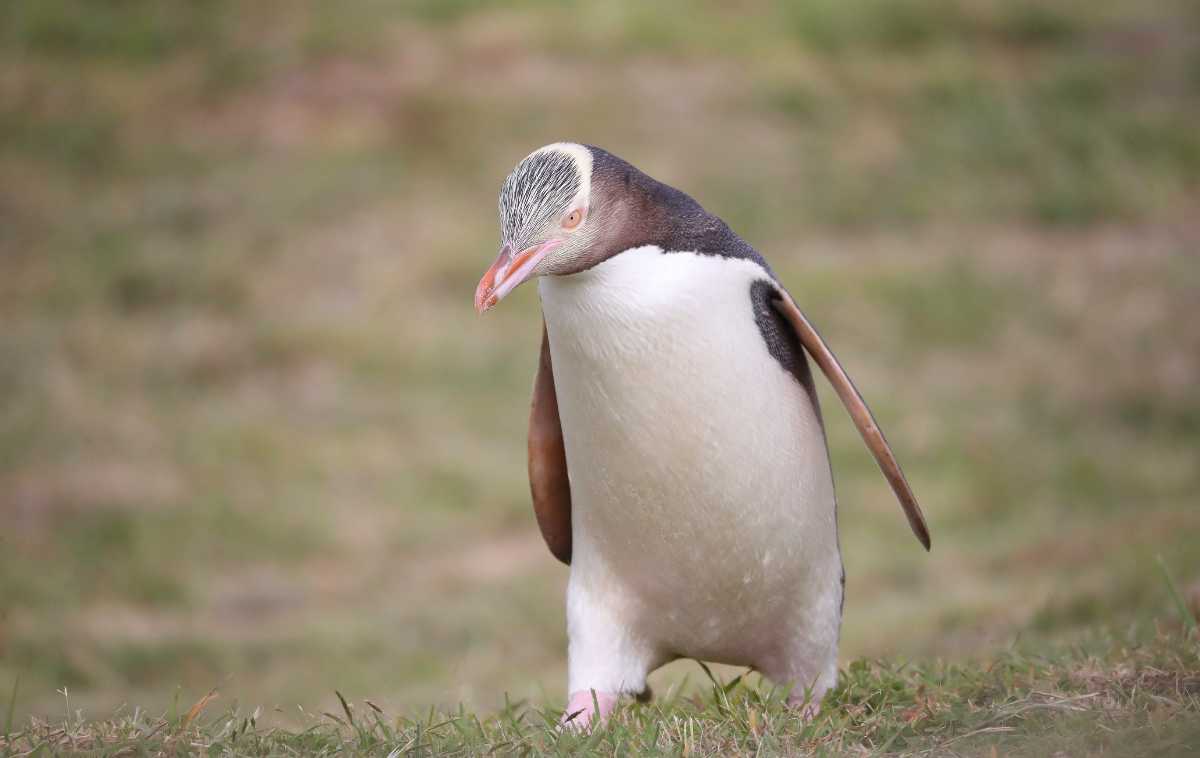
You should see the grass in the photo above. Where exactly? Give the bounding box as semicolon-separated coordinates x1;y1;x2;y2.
1;0;1199;752
2;629;1197;755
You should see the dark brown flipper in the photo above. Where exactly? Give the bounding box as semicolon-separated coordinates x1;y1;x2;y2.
773;291;932;550
528;321;573;564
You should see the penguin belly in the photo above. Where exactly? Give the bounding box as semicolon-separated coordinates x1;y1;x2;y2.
538;246;843;694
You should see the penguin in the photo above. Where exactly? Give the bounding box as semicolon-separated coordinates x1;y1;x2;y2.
474;143;930;729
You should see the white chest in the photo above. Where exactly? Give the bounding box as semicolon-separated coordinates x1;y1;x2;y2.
538;247;839;657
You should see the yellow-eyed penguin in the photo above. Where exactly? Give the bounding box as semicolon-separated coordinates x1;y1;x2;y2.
474;143;930;728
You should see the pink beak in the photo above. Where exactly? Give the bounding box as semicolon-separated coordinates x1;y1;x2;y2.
474;239;561;314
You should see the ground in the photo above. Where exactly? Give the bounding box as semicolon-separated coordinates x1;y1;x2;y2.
0;1;1198;754
4;631;1198;755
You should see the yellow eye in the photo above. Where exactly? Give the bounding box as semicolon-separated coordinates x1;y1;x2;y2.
563;209;583;230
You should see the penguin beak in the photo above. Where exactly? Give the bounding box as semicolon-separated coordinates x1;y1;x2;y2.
475;239;561;314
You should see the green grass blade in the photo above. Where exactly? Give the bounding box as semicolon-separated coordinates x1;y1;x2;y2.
1156;554;1198;637
3;674;18;747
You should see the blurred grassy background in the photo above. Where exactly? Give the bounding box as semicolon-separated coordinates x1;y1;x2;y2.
1;0;1198;724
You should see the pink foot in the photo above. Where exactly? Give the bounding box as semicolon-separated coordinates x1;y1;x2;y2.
560;689;619;731
787;691;824;721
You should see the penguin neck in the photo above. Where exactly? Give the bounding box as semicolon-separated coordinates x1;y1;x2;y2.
586;149;714;263
585;149;770;276
538;245;673;332
538;245;773;368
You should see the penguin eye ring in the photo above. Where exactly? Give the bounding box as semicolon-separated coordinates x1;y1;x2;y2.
562;208;583;230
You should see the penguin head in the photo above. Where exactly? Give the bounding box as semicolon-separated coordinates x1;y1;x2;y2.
475;142;602;313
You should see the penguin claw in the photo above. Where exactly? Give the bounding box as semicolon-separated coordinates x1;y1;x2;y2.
559;690;619;732
786;693;824;721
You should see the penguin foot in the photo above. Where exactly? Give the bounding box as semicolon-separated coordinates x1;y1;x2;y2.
786;691;824;721
559;689;619;731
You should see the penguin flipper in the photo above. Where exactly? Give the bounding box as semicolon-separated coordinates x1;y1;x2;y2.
772;290;931;551
528;318;573;564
